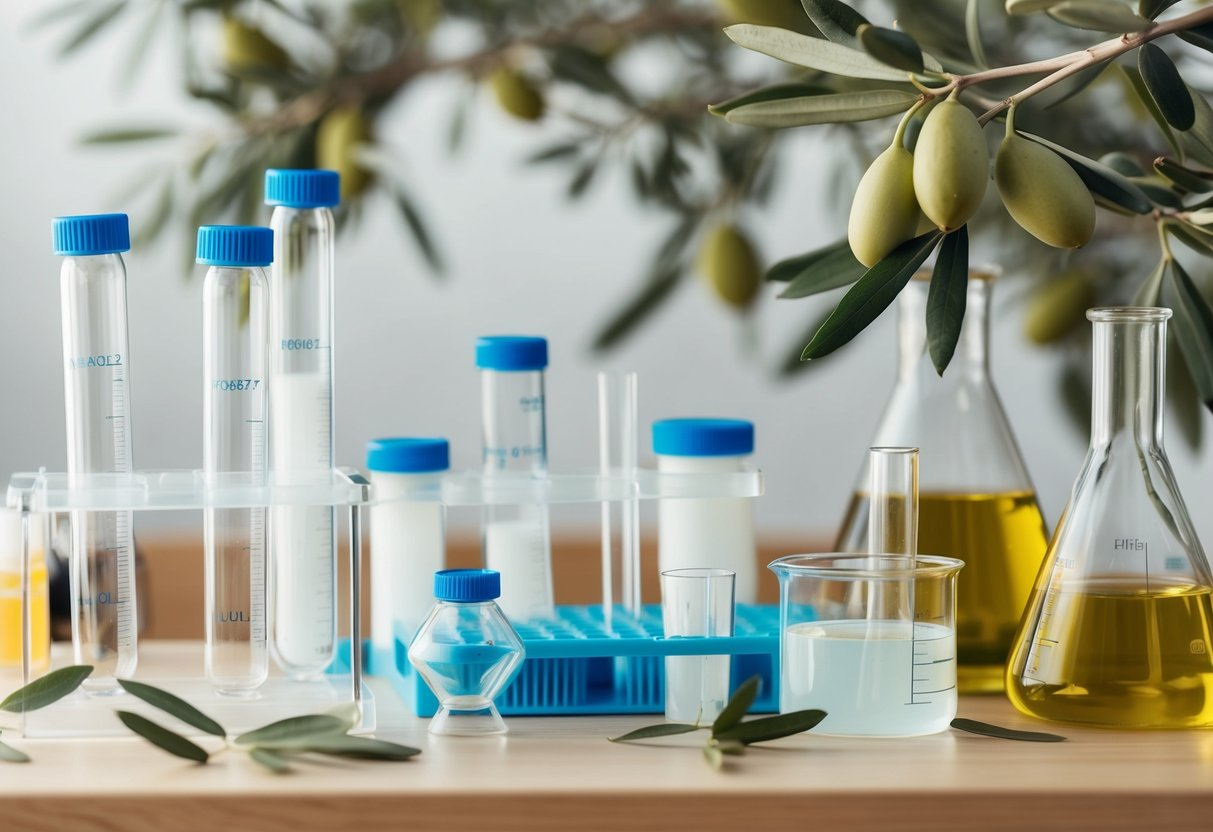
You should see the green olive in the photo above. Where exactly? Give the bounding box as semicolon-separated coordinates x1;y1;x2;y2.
698;224;763;309
912;98;990;232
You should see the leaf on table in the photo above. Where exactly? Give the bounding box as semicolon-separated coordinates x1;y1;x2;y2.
802;231;942;361
713;709;827;744
926;226;969;376
117;679;225;737
118;711;210;763
950;718;1065;742
0;665;93;713
279;734;422;761
609;723;701;743
249;747;294;773
702;743;724;771
234;713;355;747
0;740;30;763
711;675;762;736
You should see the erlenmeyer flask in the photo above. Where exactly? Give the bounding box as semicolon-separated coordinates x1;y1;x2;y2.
1007;308;1213;728
836;269;1050;693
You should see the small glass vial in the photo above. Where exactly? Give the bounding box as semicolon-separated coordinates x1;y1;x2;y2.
407;569;525;736
366;437;450;661
653;419;758;603
198;225;272;696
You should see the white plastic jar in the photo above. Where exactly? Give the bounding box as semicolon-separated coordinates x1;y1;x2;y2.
653;419;757;603
366;438;450;660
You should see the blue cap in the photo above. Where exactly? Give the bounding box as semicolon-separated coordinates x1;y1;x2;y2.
196;225;273;267
434;569;501;603
53;214;130;256
265;169;340;209
366;438;450;473
652;418;754;457
475;336;548;371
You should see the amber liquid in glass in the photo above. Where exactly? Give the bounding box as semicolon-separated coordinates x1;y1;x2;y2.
1008;581;1213;727
838;491;1048;693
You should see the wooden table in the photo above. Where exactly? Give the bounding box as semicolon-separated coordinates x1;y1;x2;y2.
0;642;1210;831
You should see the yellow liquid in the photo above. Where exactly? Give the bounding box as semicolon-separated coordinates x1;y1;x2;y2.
0;557;51;669
1007;584;1213;728
838;491;1049;693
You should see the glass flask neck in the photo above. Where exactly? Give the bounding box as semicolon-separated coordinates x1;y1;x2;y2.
1089;309;1168;449
898;274;991;379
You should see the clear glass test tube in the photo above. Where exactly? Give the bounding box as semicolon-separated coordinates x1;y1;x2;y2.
53;214;138;690
199;225;272;695
865;446;919;622
266;169;339;679
661;567;736;724
597;370;640;626
477;336;554;621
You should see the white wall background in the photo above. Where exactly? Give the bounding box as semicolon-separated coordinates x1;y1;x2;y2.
2;4;1210;545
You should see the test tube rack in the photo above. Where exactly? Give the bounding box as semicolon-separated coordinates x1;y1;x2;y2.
3;468;374;738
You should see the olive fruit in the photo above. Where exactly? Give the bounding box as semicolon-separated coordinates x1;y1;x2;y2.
698;224;763;309
1023;270;1096;344
995;127;1095;249
316;107;372;201
490;68;546;122
848;143;922;267
912;98;990;232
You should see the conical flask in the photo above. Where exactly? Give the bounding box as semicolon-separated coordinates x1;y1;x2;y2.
836;270;1050;694
1007;308;1213;728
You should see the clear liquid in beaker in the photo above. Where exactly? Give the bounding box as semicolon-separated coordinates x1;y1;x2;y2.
782;620;956;737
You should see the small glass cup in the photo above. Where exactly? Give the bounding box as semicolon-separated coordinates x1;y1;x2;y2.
769;553;964;737
660;568;736;724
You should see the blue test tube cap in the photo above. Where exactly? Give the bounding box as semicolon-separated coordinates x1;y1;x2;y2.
52;213;130;256
366;438;450;473
434;569;501;603
652;418;755;457
196;225;274;267
265;169;341;209
475;336;548;371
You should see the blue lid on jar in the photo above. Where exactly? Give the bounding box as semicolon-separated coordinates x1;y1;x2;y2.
53;213;130;256
196;225;273;267
475;336;548;371
265;169;340;208
652;418;754;457
366;438;450;473
434;569;501;603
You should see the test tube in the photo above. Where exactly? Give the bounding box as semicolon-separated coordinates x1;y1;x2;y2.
865;446;918;621
53;214;138;689
597;371;640;625
477;336;554;621
266;170;339;679
198;226;272;695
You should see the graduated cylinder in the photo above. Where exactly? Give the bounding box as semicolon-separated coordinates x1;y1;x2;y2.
199;225;272;695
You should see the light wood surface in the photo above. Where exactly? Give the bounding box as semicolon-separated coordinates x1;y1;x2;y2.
0;642;1211;831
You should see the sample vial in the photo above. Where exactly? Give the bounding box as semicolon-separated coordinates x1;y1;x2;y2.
0;509;50;672
653;419;758;603
53;213;138;689
367;438;450;658
477;336;554;621
407;569;525;736
198;225;272;695
265;169;339;679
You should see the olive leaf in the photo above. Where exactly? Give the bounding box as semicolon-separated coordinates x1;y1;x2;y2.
1132;256;1167;306
711;675;762;736
119;0;165;89
800;0;869;48
609;723;701;743
702;744;725;770
713;709;828;744
58;0;126;57
1100;152;1145;178
0;665;93;713
1140;0;1183;19
1164;260;1213;412
255;734;421;761
965;0;987;69
117;711;210;763
1178;22;1213;54
248;747;293;773
774;239;867;298
1042;61;1108;110
592;264;684;352
1019;131;1152;214
802;231;943;361
234;713;354;747
79;126;178;144
1046;1;1151;32
950;718;1066;742
726;90;918;129
1153;158;1213;193
1176;86;1213;169
709;83;830;116
857;25;923;74
1005;0;1064;15
1120;66;1184;162
0;740;30;763
926;226;969;376
1138;45;1195;132
117;679;226;737
724;25;910;82
1169;334;1205;450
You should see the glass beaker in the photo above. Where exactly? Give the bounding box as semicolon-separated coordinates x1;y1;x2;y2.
1006;308;1213;728
770;553;963;737
835;269;1049;693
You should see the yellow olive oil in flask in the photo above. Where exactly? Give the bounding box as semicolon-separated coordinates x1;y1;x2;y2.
1006;308;1213;728
835;269;1050;693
